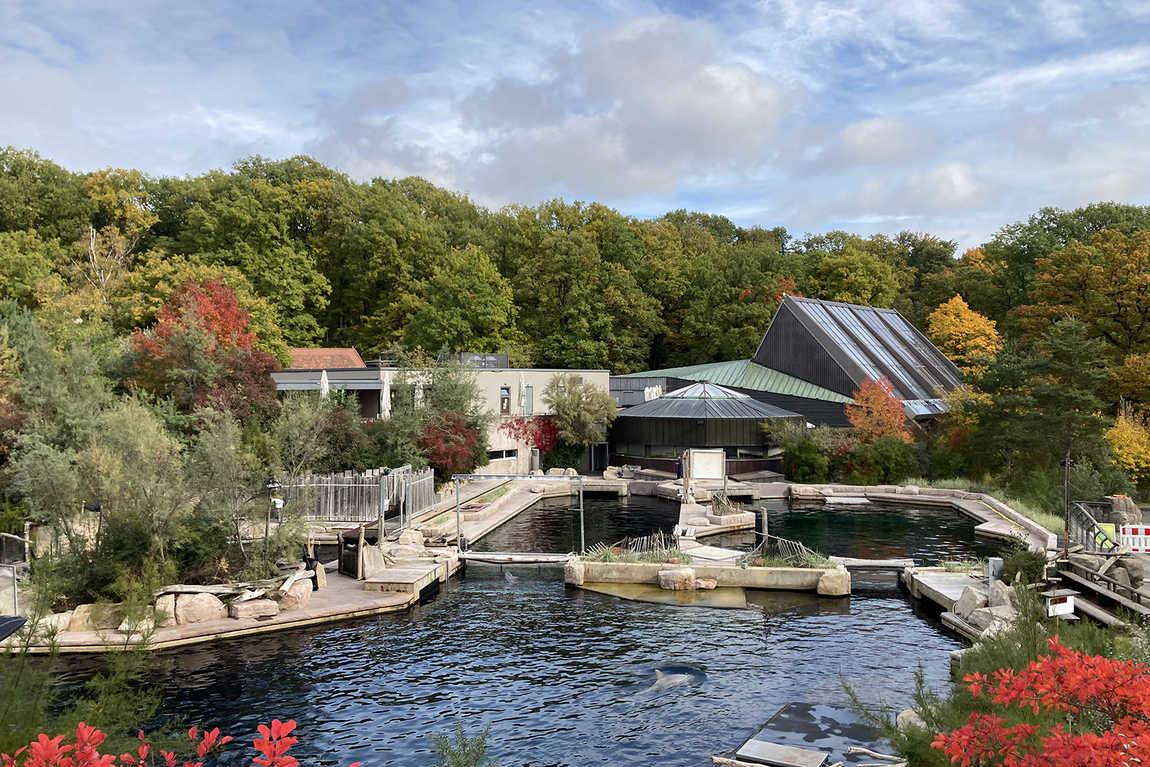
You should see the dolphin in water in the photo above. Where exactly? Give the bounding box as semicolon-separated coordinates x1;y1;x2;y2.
647;669;693;692
504;571;519;584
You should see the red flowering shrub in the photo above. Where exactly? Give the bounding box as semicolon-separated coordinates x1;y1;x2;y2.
498;416;558;454
419;411;480;481
130;279;279;421
2;720;359;767
933;636;1150;766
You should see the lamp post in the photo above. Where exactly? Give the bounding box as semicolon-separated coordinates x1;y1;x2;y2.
265;479;282;560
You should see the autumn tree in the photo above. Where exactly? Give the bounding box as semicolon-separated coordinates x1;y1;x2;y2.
1021;229;1150;360
1107;410;1150;489
419;411;481;482
845;376;911;443
130;279;280;420
927;295;1003;375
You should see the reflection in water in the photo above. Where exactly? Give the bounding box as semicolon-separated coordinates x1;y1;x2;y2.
53;497;999;767
577;582;750;609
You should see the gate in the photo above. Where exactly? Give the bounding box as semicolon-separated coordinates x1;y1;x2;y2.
283;466;437;529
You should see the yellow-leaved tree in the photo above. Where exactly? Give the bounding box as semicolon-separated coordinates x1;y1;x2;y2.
926;295;1003;375
1107;411;1150;488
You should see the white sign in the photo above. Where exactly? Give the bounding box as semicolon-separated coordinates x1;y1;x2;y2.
687;449;725;480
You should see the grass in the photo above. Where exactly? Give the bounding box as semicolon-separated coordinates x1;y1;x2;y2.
902;477;1066;535
476;485;510;504
939;556;986;573
583;541;693;565
748;551;834;569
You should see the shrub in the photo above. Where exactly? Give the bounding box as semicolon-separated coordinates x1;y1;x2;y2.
780;431;829;483
1000;542;1047;584
841;435;918;485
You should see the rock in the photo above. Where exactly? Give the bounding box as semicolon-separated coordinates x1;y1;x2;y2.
1069;553;1106;573
896;709;926;730
900;485;920;495
695;578;718;590
619;467;635;478
969;604;1016;633
988;580;1015;609
174;593;227;625
1107;495;1143;527
953;586;987;620
228;599;280;620
154;594;177;627
397;528;424;546
278;580;312;611
530;485;545;494
546;467;565;476
529;469;543;476
314;563;327;590
816;567;850;597
687;516;710;527
564;467;578;476
29;610;73;638
1111;566;1132;589
657;567;696;591
118;612;155;637
1121;556;1146;588
564;558;585;586
68;603;123;632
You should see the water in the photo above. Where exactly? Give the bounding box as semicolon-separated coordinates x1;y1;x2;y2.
63;496;992;766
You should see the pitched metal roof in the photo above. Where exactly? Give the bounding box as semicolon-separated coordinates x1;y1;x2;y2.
617;382;803;421
755;296;962;402
614;359;854;403
288;348;366;369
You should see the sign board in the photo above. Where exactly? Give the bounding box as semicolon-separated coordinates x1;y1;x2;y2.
686;448;725;480
1041;589;1077;618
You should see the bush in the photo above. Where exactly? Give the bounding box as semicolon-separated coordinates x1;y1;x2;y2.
841;435;918;485
1000;542;1047;584
780;431;829;483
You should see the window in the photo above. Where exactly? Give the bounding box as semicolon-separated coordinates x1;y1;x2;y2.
499;386;511;415
487;449;518;461
524;385;534;414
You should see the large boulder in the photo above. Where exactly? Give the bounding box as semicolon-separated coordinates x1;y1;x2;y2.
1121;556;1147;589
68;603;123;632
314;563;327;590
154;594;177;628
1106;495;1143;527
396;528;424;546
174;593;227;625
278;580;312;611
1111;567;1132;589
1069;553;1106;573
30;610;73;639
817;567;850;597
228;599;280;620
545;468;565;476
953;586;987;620
695;578;718;591
657;567;696;591
118;611;155;638
988;580;1015;609
968;604;1016;634
564;467;579;477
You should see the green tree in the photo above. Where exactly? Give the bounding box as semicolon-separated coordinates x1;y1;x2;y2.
543;373;617;447
807;246;898;307
0;147;93;243
0;230;62;306
404;244;519;355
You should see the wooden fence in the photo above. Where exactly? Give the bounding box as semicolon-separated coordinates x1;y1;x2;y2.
282;466;437;527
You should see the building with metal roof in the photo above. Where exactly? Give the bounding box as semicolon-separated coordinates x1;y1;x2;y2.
752;295;961;418
611;382;803;473
611;296;962;426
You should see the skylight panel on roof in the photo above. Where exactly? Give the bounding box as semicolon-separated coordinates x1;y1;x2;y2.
824;303;927;399
881;312;962;390
798;301;884;382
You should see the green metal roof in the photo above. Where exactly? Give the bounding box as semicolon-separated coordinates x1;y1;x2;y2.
616;359;854;403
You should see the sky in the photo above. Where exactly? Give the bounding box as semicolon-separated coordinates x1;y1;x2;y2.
3;0;1150;249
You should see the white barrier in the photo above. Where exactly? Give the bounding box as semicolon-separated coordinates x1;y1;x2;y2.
1120;525;1150;553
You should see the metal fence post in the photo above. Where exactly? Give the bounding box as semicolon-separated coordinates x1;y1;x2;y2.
578;476;585;554
455;478;462;551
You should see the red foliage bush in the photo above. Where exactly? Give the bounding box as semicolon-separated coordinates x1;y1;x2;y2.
130;279;279;420
845;376;911;444
933;636;1150;766
419;411;479;480
1;720;358;767
498;416;558;453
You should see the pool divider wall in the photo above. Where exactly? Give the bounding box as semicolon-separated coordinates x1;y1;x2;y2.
565;559;851;597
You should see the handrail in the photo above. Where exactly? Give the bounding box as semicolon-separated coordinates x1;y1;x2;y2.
1068;501;1120;553
1061;559;1150;611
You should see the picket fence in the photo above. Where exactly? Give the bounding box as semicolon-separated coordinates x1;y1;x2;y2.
282;466;437;527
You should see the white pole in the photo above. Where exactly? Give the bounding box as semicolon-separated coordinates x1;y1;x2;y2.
579;476;585;553
455;478;463;550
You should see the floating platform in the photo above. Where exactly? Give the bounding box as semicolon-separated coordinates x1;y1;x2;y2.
458;551;572;565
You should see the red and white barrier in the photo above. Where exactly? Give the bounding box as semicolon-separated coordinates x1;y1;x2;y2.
1120;525;1150;553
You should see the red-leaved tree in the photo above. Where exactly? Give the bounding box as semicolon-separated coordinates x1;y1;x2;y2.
1;719;359;767
845;376;911;443
131;280;280;421
498;416;558;454
419;411;480;482
933;637;1150;766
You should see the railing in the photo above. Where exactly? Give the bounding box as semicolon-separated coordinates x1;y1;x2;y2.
283;466;436;528
0;532;29;564
1067;501;1121;553
1059;558;1150;617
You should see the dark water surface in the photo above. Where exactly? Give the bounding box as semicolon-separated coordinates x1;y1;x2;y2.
93;497;990;766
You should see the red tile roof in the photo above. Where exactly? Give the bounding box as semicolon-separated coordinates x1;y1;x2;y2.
288;348;366;369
